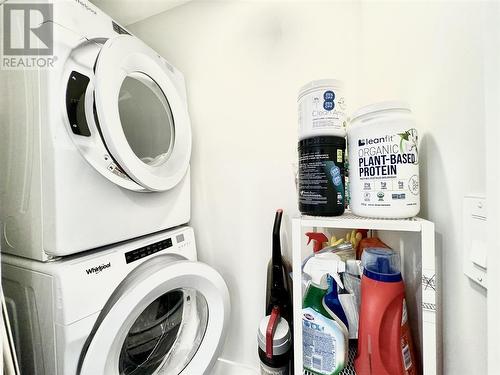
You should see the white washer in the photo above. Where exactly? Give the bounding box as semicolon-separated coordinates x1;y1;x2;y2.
0;0;192;260
2;226;230;375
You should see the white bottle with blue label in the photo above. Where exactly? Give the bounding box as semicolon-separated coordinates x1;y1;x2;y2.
302;256;348;375
298;79;347;140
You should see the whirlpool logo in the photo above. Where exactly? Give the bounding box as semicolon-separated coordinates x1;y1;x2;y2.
85;262;111;275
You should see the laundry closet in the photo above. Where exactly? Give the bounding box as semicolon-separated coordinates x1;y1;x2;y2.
122;1;498;374
0;0;499;374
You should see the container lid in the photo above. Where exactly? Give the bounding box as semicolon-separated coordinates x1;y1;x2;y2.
298;136;346;149
361;248;402;282
298;79;344;98
351;100;411;122
257;313;291;356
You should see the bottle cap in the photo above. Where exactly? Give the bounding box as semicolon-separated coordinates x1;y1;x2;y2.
361;248;402;282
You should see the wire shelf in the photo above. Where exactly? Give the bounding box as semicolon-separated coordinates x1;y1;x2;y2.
297;212;426;232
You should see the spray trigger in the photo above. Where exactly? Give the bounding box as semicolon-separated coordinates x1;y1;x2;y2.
305;232;329;253
303;252;345;287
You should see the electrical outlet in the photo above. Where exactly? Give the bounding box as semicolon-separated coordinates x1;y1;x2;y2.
463;196;487;289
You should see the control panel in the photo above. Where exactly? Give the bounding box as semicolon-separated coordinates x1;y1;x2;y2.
112;21;130;35
125;238;173;264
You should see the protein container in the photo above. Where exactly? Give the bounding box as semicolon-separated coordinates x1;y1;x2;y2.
298;79;347;139
298;136;346;216
347;101;420;218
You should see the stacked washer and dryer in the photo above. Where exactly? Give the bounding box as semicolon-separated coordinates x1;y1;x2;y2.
0;1;230;374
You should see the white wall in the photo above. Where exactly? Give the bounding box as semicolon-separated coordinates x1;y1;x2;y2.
129;2;359;370
483;2;500;374
90;0;190;25
128;1;492;372
355;3;489;374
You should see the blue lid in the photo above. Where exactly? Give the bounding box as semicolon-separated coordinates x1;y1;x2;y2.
362;248;402;282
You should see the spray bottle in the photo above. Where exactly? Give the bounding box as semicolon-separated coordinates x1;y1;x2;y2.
318;254;349;331
305;232;329;253
302;256;348;375
302;232;329;297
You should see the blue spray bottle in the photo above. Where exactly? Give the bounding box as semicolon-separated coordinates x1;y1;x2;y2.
315;253;349;337
325;275;349;330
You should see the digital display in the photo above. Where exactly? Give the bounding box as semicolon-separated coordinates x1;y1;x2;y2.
125;238;172;264
112;21;130;35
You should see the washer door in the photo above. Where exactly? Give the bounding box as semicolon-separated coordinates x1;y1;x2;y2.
93;36;191;192
78;255;230;375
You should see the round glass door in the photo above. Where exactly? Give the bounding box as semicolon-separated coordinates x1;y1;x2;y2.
118;72;175;167
78;257;229;375
93;35;192;192
119;289;208;375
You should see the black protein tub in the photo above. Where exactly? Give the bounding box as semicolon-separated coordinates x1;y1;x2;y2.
298;136;346;216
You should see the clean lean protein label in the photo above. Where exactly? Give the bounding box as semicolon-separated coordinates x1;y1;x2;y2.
298;80;347;139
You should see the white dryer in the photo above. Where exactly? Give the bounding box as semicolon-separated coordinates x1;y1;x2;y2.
0;0;191;260
2;226;230;375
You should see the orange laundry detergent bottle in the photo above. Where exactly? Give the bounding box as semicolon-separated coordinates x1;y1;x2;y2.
355;248;418;375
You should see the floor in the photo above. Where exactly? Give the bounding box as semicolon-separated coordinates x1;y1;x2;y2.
210;359;258;374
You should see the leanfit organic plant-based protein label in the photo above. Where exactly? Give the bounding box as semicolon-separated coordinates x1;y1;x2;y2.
348;101;420;218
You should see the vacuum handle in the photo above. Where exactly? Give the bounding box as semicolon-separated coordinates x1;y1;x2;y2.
266;306;280;359
272;209;283;265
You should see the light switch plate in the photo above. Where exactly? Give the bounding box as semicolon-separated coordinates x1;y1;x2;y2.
463;196;487;288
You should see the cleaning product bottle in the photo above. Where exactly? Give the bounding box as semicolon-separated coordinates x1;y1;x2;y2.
305;232;329;252
324;276;349;331
355;248;418;375
301;234;331;300
301;237;350;300
313;253;349;334
266;209;293;327
302;256;348;375
311;252;349;331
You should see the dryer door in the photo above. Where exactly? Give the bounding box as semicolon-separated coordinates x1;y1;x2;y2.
78;255;230;375
93;35;191;192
